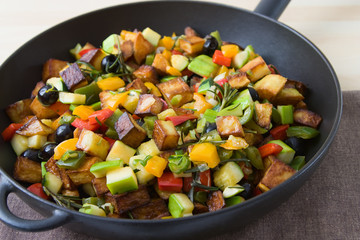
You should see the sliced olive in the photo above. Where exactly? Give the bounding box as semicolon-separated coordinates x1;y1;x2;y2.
248;87;260;102
205;122;217;133
37;85;59;106
21;149;41;162
238;180;254;200
202;35;218;56
101;54;121;73
55;124;74;144
38;143;57;161
284;137;305;155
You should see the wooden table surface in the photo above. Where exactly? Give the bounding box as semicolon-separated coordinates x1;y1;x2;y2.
0;0;359;90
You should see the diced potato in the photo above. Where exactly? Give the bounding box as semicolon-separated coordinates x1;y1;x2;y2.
179;36;205;55
157;78;193;108
11;134;28;156
16;116;54;137
216;116;245;138
58;167;76;190
92;177;109;197
79;49;107;71
240;56;271;82
115;112;147;149
30;97;58;119
61;189;79;197
27;135;47;149
133;65;159;84
31;81;45;99
293;109;322;128
60;63;87;91
258;157;296;192
120;40;134;61
125;78;148;94
66;156;102;185
137;139;161;156
134;94;163;117
227;72;250;89
133;32;155;64
76;129;110;159
153;120;179;150
6;99;33;123
131;198;170;219
152;53;170;75
13;157;42;183
44;157;61;177
42;58;68;81
273;88;304;106
254;102;273;129
253;74;287;101
157;109;177;120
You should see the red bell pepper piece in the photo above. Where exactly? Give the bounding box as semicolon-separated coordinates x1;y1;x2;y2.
48;101;70;115
27;183;49;200
193;82;200;93
157;172;183;192
195;169;212;192
1;123;23;141
171;49;183;55
183;176;193;193
88;108;114;125
78;48;97;57
212;50;231;67
258;143;283;158
253;187;263;196
181;68;193;78
132;114;141;120
270;124;290;141
215;78;228;87
268;64;279;74
71;118;100;131
165;114;198;126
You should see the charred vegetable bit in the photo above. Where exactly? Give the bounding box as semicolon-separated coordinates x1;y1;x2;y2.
3;26;322;220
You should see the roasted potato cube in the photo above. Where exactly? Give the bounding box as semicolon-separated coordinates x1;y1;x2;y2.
285;79;307;95
173;107;194;116
120;40;134;61
179;36;205;55
184;26;198;37
79;49;107;71
295;101;307;110
42;58;68;82
61;189;79;197
258;157;296;192
134;94;163;117
193;203;209;215
131;198;170;219
115;112;147;149
240;56;271;82
157;77;193;108
16;116;54;137
216;116;245;138
125;78;148;94
105;185;151;214
92;177;109;197
99;91;113;110
13;156;42;183
255;102;273;129
133;32;155;65
45;157;61;177
30;97;58;119
6;99;33;123
60;63;87;91
227;72;250;89
244;132;263;146
66;156;102;185
133;65;159;84
152;53;170;75
76;129;110;159
273;88;304;106
206;190;225;212
31;81;46;99
293;109;322;128
253;74;287;101
58;167;76;190
153;120;180;150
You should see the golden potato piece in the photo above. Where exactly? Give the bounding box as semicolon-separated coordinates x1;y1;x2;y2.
13;157;42;183
66;156;102;185
253;74;287;101
134;32;155;65
153;120;179;150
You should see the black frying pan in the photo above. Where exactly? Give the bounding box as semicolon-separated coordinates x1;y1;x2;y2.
0;1;342;239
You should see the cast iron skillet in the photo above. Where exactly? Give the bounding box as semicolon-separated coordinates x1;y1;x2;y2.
0;0;342;239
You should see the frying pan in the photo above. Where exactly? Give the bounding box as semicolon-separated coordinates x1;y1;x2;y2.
0;0;342;239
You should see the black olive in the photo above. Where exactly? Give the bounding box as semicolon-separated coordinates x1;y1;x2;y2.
21;149;41;162
55;124;74;144
248;87;260;102
202;35;218;56
101;54;121;73
239;180;254;199
205;122;217;133
37;85;59;106
285;137;305;155
38;143;57;161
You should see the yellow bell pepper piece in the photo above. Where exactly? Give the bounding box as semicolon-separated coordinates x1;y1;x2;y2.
220;135;249;150
120;30;137;42
72;105;95;120
221;44;240;58
181;102;195;110
97;77;125;91
217;65;229;76
158;36;175;51
193;93;213;116
189;142;220;168
106;91;129;111
122;93;139;113
54;138;79;159
144;156;168;178
144;82;162;97
166;66;182;77
162;49;172;62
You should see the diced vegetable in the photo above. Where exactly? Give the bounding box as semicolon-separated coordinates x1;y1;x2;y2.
158;172;183;192
106;166;138;194
213;162;244;190
268;140;295;164
258;143;283;159
189;142;220;168
286;126;320;139
168;193;194;218
90;160;123;178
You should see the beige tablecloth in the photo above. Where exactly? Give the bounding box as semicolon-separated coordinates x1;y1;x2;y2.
1;91;359;239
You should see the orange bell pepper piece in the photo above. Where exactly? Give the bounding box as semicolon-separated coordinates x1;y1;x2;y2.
144;156;168;178
189;142;220;168
53;138;79;159
193;93;213;116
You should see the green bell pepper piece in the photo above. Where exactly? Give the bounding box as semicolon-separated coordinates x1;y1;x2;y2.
56;150;86;170
290;156;306;170
168;154;190;174
74;81;101;105
239;103;254;125
105;109;123;128
91;101;102;110
245;146;264;170
277;105;294;124
105;128;119;139
187;55;219;77
286;126;320;139
225;196;245;207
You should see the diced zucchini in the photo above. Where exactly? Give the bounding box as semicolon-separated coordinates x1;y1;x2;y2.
11;134;28;156
106;140;136;164
188;55;219;77
290;156;306;170
46;77;67;91
102;33;120;53
106;166;138;194
129;155;155;184
171;55;189;72
168;193;194;218
59;92;86;105
27;135;47;149
90;160;123;178
213;162;244;190
232;50;249;69
43;172;63;194
277;105;294;124
157;109;177;120
142;27;161;46
225;196;245;207
79;203;106;217
137;139;160;156
222;184;244;198
268;140;295;164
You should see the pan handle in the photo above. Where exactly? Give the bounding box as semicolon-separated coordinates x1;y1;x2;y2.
254;0;290;20
0;177;70;231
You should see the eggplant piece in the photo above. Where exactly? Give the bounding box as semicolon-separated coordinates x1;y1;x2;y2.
227;72;250;89
16;116;54;137
193;202;209;214
105;185;151;214
206;190;225;212
134;94;163;117
179;36;205;55
6;98;33;123
92;177;109;197
125;78;148;94
13;156;42;183
79;49;107;71
216;115;245;138
293;109;322;128
153;120;180;150
115;112;147;149
131;198;170;219
253;74;287;101
285;79;307;95
273;88;304;106
66;156;102;185
120;40;134;61
133;65;159;84
240;56;271;82
133;32;155;65
30;97;59;119
244;132;263;146
60;63;87;91
254;102;273;129
184;26;199;37
42;58;68;82
152;53;170;75
157;77;193;108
